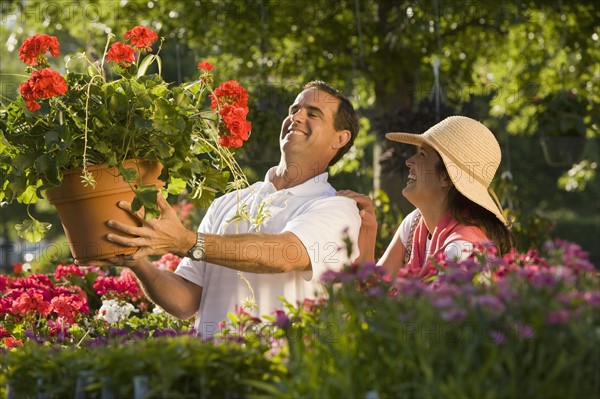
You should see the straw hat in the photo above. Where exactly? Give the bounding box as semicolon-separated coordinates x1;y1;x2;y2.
385;116;507;225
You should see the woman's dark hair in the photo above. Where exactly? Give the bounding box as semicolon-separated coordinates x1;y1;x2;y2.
303;81;359;166
435;159;515;254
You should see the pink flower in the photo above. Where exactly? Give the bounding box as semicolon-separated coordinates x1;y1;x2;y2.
441;308;468;321
514;323;536;340
46;319;71;337
490;330;506;345
93;270;141;301
274;309;290;328
152;253;182;272
471;295;506;315
11;291;52;316
51;293;88;324
54;264;85;280
583;291;600;306
432;295;454;308
0;326;9;339
547;309;570;325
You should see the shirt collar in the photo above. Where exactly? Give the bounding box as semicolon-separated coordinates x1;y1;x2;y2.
264;166;333;197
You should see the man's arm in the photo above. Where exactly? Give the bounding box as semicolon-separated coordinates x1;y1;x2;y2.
203;231;311;273
106;194;311;273
113;257;202;319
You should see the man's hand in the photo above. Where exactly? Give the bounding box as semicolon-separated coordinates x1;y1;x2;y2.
106;193;196;259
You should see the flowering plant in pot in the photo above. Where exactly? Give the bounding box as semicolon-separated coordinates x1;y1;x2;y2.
0;25;251;259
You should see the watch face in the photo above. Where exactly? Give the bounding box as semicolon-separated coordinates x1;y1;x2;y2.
192;248;204;260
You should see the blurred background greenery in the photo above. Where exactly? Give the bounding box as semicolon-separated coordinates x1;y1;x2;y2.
1;0;598;269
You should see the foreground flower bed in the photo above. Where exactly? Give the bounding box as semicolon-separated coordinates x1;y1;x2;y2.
1;240;599;398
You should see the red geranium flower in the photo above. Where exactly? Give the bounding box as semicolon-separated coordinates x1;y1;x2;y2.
3;337;23;349
18;68;68;111
218;104;252;148
198;60;214;71
209;81;252;148
124;25;158;51
51;294;88;324
18;34;59;66
11;291;52;316
107;42;136;66
210;80;250;109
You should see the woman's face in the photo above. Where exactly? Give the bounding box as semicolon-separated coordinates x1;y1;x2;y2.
402;143;451;206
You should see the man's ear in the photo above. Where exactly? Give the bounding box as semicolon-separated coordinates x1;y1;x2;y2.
333;129;351;150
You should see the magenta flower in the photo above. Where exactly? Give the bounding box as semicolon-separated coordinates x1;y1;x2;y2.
274;309;290;329
432;295;454;308
441;308;468;321
490;330;506;345
583;291;600;306
547;309;570;325
515;323;536;340
54;264;85;280
472;295;506;315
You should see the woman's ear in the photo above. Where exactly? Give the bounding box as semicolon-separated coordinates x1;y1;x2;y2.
440;172;453;188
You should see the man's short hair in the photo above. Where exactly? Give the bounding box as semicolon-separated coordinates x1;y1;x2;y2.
303;81;359;166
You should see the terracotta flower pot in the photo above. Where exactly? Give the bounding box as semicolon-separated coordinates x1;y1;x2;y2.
46;159;164;263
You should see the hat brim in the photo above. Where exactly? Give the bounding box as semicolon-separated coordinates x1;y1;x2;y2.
385;132;507;225
385;132;425;146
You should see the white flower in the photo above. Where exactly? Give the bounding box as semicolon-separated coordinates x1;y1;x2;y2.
96;299;138;324
152;305;165;315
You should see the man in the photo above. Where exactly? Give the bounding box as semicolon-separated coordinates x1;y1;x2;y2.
106;81;361;337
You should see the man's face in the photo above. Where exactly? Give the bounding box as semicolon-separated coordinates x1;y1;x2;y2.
280;87;342;168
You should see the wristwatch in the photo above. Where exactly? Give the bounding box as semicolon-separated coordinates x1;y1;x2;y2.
188;232;206;261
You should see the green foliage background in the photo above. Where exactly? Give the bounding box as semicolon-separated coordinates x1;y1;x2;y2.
1;0;598;265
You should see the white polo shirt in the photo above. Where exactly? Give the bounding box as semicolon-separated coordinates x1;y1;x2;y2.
175;167;361;337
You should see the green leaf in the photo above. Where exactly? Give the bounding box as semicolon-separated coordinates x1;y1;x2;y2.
0;132;9;153
86;65;99;77
155;137;173;158
118;163;138;183
95;140;112;154
166;177;186;195
107;91;129;115
132;184;161;219
36;155;60;186
16;184;41;204
137;54;157;77
15;218;51;242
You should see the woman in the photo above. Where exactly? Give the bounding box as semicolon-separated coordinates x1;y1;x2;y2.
339;116;514;279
